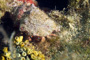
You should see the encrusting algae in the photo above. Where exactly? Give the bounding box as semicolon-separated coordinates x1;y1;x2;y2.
0;0;11;19
1;36;45;60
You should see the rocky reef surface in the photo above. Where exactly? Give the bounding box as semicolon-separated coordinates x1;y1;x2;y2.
0;0;90;60
19;4;59;36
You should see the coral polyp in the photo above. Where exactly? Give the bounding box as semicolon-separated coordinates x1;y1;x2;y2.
1;36;45;60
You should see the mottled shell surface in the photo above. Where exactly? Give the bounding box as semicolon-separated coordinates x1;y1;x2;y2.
20;4;58;36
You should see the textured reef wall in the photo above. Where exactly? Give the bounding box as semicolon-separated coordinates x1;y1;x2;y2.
0;0;90;60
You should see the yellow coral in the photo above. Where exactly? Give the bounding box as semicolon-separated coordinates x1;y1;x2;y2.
15;42;20;45
22;51;27;56
27;49;33;54
20;57;25;60
20;42;25;47
23;47;27;51
6;58;12;60
2;36;45;60
42;58;45;60
17;53;21;57
38;51;42;54
1;56;5;60
5;52;11;58
39;54;45;59
33;51;38;56
19;36;23;41
32;46;35;49
25;40;29;43
12;53;16;58
15;36;23;43
3;47;8;53
31;54;37;59
15;36;20;42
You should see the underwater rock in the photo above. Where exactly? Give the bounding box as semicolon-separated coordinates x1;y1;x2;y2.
19;4;59;36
